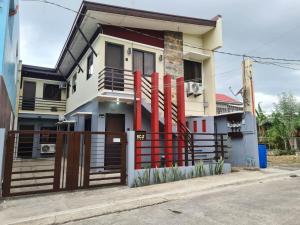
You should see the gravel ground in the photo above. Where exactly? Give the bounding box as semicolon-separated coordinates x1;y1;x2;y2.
268;154;300;170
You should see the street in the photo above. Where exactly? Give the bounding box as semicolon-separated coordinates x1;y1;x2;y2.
68;175;300;225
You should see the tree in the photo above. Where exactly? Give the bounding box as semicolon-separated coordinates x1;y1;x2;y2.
256;103;270;138
266;93;300;151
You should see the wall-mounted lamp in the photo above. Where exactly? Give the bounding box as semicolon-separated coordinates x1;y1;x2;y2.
159;55;163;62
116;97;120;105
127;48;132;55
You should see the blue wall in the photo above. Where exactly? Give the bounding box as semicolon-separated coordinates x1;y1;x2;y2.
0;0;19;112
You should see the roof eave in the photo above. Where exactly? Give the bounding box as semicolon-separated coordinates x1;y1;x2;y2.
55;1;218;75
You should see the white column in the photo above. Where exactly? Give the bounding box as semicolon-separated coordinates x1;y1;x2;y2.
126;131;136;187
0;129;6;193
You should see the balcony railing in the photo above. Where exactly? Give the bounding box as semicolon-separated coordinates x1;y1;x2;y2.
98;67;134;93
19;96;66;112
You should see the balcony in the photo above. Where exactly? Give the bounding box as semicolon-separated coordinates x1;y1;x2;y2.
98;67;134;101
19;96;66;114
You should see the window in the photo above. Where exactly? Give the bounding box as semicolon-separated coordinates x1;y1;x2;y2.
43;84;61;101
87;53;93;80
66;81;70;98
72;73;77;93
184;60;202;83
84;115;92;131
133;50;155;76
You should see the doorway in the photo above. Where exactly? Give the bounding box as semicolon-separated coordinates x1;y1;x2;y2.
22;81;36;110
104;114;125;169
105;43;124;91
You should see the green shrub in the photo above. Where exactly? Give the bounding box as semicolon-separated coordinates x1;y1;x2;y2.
161;168;168;183
194;161;204;177
134;168;151;187
169;164;185;181
153;168;161;184
215;158;224;175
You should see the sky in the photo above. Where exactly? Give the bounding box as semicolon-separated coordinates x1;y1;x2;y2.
19;0;300;113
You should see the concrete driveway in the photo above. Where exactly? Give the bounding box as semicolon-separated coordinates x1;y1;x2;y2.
68;174;300;225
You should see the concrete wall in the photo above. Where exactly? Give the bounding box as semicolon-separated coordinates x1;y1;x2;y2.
0;0;20;113
215;112;259;167
0;76;13;130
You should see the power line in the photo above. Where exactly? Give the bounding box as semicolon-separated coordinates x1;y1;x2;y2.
22;0;300;68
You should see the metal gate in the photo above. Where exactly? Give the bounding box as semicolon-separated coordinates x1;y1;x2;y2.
2;131;127;197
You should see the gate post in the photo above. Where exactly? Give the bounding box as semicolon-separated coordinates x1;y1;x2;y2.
176;77;186;166
53;133;63;191
151;72;160;168
127;131;136;187
120;133;127;185
164;74;173;167
2;131;14;197
66;132;81;190
83;132;91;188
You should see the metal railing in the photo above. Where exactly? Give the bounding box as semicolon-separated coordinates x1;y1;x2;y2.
19;96;66;112
98;67;134;92
135;132;228;169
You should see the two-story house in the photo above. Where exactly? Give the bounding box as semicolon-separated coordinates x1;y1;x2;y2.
17;1;222;158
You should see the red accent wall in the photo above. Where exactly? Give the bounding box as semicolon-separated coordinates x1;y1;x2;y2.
202;120;207;133
102;25;164;48
193;121;197;133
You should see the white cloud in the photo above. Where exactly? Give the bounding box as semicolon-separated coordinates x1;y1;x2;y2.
255;92;300;113
255;92;278;113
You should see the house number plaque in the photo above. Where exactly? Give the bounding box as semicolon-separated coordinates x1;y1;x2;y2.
136;131;146;141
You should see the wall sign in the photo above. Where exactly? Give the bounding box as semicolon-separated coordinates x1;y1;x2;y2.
136;131;146;141
113;138;121;143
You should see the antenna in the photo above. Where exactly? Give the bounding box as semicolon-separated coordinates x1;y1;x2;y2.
229;86;243;97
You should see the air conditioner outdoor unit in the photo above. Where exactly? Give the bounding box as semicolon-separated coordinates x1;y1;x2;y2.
186;82;203;97
59;82;67;89
40;144;56;154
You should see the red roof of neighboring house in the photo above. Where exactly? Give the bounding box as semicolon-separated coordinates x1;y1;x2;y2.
216;93;241;104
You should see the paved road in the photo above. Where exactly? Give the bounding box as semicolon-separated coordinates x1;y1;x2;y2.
68;175;300;225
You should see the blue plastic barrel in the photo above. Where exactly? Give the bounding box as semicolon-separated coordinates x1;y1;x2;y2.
258;144;267;168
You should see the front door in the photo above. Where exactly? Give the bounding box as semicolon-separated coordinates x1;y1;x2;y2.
18;125;35;158
22;81;36;110
105;43;124;91
105;114;125;169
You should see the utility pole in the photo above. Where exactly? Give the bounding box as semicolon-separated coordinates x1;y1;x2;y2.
242;59;255;115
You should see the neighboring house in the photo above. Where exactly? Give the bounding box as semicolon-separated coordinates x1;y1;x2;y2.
216;93;243;114
16;2;222;157
0;0;20;131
